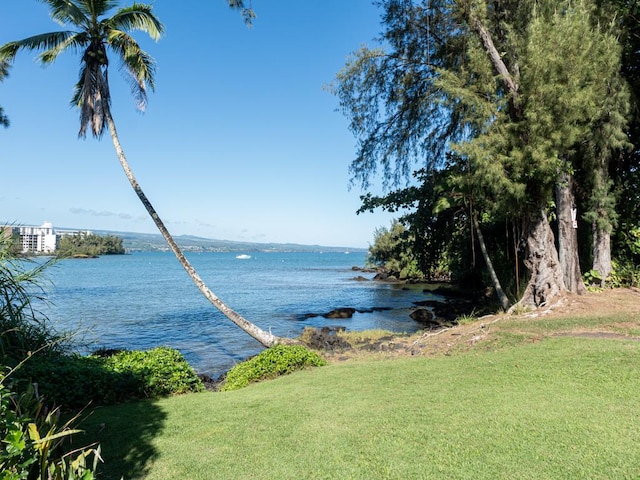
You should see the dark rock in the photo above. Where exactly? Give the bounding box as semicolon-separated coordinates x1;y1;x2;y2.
304;326;351;352
323;307;357;319
198;373;226;392
92;348;126;357
373;272;399;282
410;308;435;323
352;276;370;282
410;308;448;329
352;266;377;273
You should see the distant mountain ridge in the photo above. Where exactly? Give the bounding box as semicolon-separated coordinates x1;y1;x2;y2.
89;229;367;254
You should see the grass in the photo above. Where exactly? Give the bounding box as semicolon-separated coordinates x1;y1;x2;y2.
79;330;640;479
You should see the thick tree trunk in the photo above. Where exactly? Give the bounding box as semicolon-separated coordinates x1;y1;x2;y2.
555;172;586;294
473;213;511;310
517;209;566;308
104;108;281;348
591;163;614;286
592;222;612;286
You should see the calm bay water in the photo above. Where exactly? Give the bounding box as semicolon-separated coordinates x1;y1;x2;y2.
41;251;442;376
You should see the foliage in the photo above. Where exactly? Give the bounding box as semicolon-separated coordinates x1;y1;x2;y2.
335;0;638;298
1;371;101;479
101;347;204;398
56;233;125;258
15;347;204;410
221;344;326;391
0;238;68;368
0;59;9;127
0;1;164;139
367;220;424;280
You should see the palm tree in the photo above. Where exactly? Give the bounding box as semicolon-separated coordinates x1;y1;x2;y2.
0;0;281;348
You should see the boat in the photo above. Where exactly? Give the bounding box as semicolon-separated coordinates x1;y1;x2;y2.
235;254;251;260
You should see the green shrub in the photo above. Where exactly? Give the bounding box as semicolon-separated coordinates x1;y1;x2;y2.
15;353;139;410
221;344;326;392
13;347;204;410
102;347;205;398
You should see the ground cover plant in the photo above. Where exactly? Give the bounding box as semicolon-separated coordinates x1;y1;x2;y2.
79;289;640;479
220;344;327;391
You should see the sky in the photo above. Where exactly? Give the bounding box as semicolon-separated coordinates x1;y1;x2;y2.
0;0;399;249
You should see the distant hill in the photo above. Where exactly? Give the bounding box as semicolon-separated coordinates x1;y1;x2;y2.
91;230;367;254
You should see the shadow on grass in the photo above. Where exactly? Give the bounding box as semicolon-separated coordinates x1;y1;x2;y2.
78;399;167;480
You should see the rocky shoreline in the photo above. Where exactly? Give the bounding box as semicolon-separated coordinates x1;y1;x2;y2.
198;274;491;391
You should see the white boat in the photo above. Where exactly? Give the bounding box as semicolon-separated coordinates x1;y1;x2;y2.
235;254;251;260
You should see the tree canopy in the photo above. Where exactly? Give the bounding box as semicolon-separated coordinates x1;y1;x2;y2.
334;0;638;306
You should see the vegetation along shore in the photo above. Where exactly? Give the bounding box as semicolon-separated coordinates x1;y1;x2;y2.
2;0;639;478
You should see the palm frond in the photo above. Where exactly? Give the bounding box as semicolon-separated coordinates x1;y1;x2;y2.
74;62;111;138
39;32;88;64
0;60;9;127
0;107;8;128
0;59;9;80
0;31;78;63
37;0;88;28
106;4;164;41
77;0;120;20
108;30;156;110
227;0;256;27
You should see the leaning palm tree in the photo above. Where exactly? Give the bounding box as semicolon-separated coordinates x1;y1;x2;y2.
0;0;281;348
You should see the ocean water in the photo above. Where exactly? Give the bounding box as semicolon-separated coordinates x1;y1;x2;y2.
40;251;442;376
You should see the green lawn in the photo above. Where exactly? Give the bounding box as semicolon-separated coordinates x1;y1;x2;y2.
80;333;640;479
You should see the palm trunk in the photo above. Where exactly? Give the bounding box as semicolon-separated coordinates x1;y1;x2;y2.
104;107;280;348
517;209;566;308
473;212;510;310
555;171;586;294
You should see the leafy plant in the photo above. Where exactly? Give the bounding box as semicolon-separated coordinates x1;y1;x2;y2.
102;347;204;397
0;238;68;367
1;369;101;479
221;344;326;391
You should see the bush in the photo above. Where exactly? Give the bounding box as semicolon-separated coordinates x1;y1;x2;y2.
14;347;204;410
102;347;205;398
221;344;326;391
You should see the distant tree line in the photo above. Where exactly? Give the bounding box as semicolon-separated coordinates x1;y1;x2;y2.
57;233;125;257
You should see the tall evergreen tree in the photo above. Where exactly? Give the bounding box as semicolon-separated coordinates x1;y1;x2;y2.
333;0;629;307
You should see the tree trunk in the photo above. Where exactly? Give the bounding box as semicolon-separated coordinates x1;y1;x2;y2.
555;171;586;294
473;212;511;310
592;222;612;287
517;209;566;308
470;15;521;118
591;163;614;286
104;107;281;348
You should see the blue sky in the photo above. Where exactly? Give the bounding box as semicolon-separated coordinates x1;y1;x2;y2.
0;1;398;248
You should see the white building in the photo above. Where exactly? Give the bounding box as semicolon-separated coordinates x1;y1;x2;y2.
17;222;58;254
5;222;93;254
